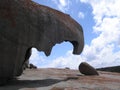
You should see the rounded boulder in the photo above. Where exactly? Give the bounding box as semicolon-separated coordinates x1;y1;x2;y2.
79;62;99;75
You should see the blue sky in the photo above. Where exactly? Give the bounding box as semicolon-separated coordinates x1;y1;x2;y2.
30;0;120;69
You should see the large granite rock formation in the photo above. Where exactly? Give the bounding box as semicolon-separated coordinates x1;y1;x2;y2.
0;0;84;85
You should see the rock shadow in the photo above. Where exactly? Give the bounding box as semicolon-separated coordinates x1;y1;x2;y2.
0;78;63;90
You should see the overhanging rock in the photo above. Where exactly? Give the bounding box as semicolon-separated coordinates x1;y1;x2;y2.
0;0;84;85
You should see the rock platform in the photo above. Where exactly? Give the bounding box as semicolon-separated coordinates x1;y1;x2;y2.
0;68;120;90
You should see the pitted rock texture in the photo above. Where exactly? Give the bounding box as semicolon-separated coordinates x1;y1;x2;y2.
0;0;84;85
79;62;99;75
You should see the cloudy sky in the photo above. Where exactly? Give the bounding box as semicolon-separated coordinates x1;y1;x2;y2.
30;0;120;69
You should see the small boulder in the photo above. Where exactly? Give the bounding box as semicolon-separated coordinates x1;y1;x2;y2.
79;62;99;75
65;67;70;70
29;63;37;69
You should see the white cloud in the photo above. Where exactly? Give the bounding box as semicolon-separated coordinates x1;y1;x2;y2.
29;48;45;67
59;0;66;7
46;50;85;69
30;49;85;69
30;0;120;69
78;12;85;19
52;0;71;12
79;0;120;68
82;44;120;68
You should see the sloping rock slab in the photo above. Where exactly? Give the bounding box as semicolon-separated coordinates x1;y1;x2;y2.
97;66;120;73
0;68;120;90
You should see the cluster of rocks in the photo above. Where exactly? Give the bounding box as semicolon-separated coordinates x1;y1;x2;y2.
29;63;37;69
79;62;99;75
23;62;37;70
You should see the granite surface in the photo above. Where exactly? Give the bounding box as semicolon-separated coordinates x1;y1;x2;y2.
0;68;120;90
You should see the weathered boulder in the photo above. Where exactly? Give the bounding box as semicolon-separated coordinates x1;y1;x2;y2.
0;0;84;85
29;63;37;69
79;62;99;75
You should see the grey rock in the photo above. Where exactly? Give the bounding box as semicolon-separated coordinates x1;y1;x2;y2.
79;62;99;75
0;0;84;85
29;63;37;69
